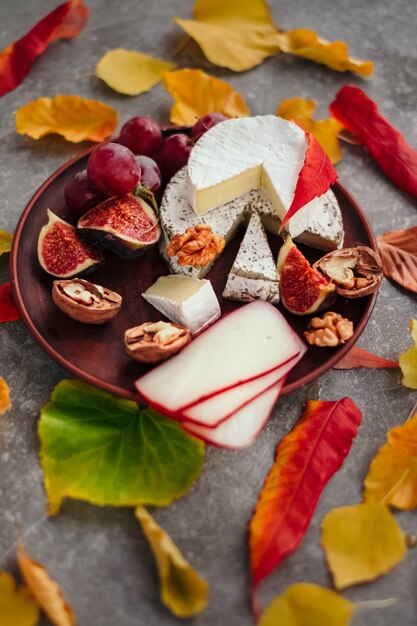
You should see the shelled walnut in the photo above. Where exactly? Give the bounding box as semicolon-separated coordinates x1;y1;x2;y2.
166;224;225;267
52;279;122;324
124;321;191;363
304;312;354;347
313;245;383;298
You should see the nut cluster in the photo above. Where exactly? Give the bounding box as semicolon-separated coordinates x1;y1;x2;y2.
166;224;225;267
304;311;354;347
124;321;191;363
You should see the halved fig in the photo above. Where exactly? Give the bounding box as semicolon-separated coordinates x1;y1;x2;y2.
77;193;160;259
277;237;336;315
37;210;103;278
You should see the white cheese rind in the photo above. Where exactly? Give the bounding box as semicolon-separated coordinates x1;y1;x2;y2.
223;211;280;304
142;277;220;335
159;168;344;278
187;116;307;218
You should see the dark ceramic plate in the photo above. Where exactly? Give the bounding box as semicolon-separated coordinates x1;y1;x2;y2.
11;147;377;401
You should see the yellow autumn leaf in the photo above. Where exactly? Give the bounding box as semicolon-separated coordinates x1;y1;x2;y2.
0;572;39;626
0;230;13;255
135;507;208;617
276;29;374;76
173;0;282;72
17;543;75;626
0;377;11;415
16;95;118;143
259;583;354;626
321;502;406;589
399;320;417;389
163;68;250;125
95;49;176;96
277;97;344;164
364;409;417;509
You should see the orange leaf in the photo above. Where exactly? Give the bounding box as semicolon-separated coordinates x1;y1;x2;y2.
275;29;374;76
17;543;75;626
0;0;89;96
333;346;399;370
0;377;11;415
377;226;417;294
173;0;282;72
277;97;343;165
249;398;362;586
364;409;417;509
163;69;250;125
16;95;118;143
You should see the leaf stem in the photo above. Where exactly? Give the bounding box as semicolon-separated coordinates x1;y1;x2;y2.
356;597;397;610
380;468;411;506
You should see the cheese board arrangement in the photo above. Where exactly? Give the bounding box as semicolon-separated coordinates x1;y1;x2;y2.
11;113;381;449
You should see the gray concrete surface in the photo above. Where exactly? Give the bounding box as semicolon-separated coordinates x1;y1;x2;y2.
0;0;416;624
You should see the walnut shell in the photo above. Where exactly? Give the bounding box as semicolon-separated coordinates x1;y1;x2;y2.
313;245;383;298
124;321;191;363
52;279;122;323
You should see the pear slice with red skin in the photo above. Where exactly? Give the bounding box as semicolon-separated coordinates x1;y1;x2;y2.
277;237;336;315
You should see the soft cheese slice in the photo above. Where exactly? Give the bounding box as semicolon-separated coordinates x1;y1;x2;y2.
178;350;301;427
142;275;220;335
160;168;344;279
223;211;280;304
182;381;284;449
188;116;307;219
135;300;306;415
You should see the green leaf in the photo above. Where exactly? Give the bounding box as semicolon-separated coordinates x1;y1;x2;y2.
258;583;354;626
135;507;208;617
39;380;204;514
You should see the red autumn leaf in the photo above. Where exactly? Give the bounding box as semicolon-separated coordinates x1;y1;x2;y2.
249;398;362;587
280;131;338;231
330;86;417;198
0;282;20;322
377;226;417;294
333;346;399;370
0;0;89;97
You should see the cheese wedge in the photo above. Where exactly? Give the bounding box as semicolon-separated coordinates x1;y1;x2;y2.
182;381;284;449
188;116;308;218
160;168;344;279
223;211;280;304
135;300;306;416
142;275;220;335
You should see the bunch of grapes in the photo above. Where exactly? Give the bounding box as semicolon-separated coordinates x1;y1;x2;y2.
65;114;227;215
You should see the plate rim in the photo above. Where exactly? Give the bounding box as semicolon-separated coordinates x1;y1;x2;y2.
10;146;378;402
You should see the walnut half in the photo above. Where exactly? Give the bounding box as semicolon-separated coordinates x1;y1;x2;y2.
304;311;354;347
313;245;383;298
52;279;122;324
124;321;191;363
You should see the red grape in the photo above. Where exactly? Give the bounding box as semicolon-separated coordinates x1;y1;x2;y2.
135;155;161;192
87;143;140;197
64;170;106;215
118;117;163;158
192;113;228;140
158;134;192;180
